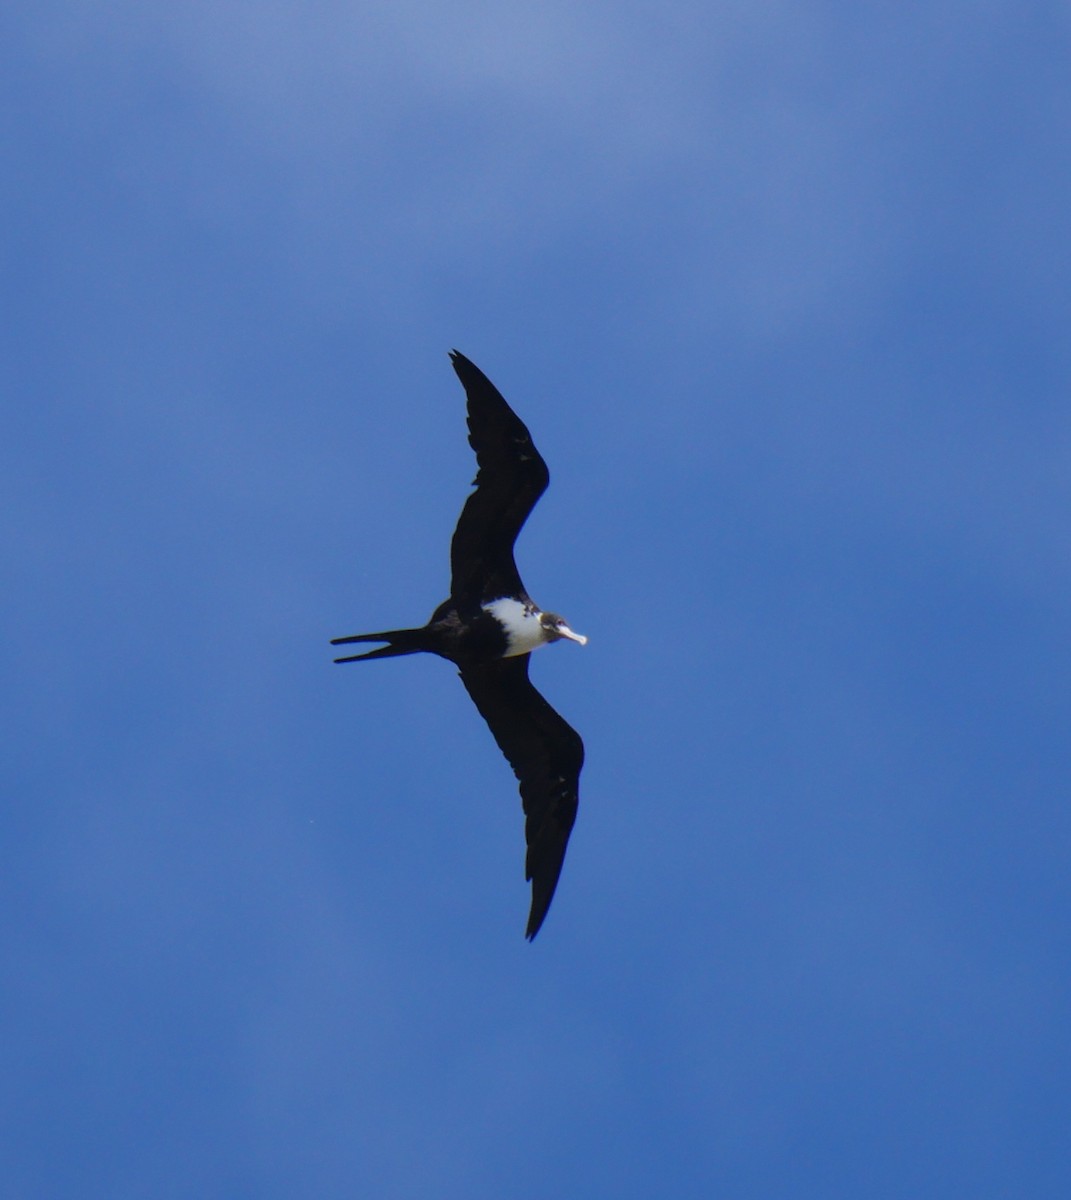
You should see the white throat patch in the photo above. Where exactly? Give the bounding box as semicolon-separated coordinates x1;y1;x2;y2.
484;597;547;657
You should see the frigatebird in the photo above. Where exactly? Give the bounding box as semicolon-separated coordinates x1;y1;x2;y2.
332;351;586;939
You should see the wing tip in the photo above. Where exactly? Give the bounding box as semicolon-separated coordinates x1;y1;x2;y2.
524;878;558;941
448;348;476;386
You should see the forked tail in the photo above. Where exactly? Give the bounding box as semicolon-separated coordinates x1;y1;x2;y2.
330;626;431;663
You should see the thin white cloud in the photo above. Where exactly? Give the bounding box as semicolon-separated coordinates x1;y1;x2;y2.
14;1;1047;340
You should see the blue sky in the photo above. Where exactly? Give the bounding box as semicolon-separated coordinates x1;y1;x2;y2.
4;3;1069;1196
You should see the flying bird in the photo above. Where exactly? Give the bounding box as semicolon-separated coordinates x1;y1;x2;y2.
332;351;586;939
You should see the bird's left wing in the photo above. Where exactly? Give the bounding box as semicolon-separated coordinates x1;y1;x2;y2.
459;655;584;939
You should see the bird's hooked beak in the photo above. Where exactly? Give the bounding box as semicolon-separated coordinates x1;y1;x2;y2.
558;623;588;646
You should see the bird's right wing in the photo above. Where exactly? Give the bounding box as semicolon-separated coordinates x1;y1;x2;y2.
459;655;584;939
448;351;549;604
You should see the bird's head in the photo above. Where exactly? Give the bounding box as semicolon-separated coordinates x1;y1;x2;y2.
539;611;588;646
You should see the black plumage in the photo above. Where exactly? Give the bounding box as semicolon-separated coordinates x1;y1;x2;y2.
331;351;586;939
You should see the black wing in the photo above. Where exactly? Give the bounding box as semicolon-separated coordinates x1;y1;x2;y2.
448;351;550;605
459;655;584;940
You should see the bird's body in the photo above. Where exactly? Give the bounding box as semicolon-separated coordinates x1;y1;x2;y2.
332;351;586;939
